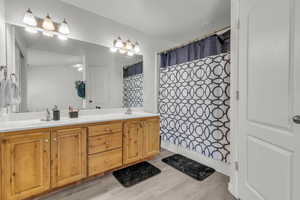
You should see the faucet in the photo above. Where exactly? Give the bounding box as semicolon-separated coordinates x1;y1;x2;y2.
41;108;51;121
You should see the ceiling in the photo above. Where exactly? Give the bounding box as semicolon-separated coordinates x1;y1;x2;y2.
60;0;230;42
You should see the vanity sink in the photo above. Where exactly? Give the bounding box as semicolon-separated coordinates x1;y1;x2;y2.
0;112;159;133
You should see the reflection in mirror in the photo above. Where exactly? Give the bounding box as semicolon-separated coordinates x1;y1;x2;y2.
5;24;143;113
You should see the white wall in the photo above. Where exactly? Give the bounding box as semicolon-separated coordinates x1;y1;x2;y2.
5;0;176;113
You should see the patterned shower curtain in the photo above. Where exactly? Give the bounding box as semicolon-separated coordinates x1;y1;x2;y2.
123;73;144;108
159;53;230;163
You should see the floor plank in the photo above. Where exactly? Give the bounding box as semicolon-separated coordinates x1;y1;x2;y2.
36;150;235;200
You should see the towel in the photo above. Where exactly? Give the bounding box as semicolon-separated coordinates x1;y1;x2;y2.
0;79;21;108
8;79;21;105
0;79;5;108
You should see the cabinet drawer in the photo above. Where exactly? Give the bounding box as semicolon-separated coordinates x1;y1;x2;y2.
88;148;122;176
88;122;122;136
88;132;122;154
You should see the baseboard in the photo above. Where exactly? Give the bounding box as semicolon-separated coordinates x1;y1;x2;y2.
161;141;230;176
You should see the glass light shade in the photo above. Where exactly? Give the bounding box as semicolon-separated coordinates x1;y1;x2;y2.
58;34;68;40
134;42;140;53
42;14;55;31
125;40;133;50
59;19;70;35
127;51;134;56
42;31;54;37
115;37;124;48
119;49;126;54
110;47;118;52
25;26;38;34
23;9;37;26
77;67;83;72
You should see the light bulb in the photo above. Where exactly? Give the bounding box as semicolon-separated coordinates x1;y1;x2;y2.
25;26;38;34
134;42;140;53
23;8;37;26
119;49;126;54
42;31;54;37
42;14;55;31
58;34;68;40
58;19;70;35
127;51;134;56
110;47;118;52
125;40;133;50
115;37;124;48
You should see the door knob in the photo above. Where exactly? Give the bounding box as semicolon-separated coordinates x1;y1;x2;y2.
293;115;300;124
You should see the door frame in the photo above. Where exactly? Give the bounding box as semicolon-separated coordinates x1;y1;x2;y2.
228;0;240;198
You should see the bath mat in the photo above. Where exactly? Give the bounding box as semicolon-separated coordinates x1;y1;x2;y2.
113;162;161;187
162;154;215;181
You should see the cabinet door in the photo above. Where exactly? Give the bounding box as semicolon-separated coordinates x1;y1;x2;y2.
51;128;87;188
1;131;51;200
142;118;160;158
123;121;143;164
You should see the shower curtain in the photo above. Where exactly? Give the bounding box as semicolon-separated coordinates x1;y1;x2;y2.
159;32;230;163
123;62;144;108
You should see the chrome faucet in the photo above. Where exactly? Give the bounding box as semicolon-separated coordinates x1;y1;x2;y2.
41;108;51;121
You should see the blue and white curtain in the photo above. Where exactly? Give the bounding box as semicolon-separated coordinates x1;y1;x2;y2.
123;62;144;108
159;30;230;163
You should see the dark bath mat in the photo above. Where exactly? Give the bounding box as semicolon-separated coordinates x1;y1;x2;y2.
162;154;215;181
112;162;161;187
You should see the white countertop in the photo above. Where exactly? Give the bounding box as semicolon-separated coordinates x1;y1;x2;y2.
0;112;159;133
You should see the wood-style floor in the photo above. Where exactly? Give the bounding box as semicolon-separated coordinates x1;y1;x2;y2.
35;150;236;200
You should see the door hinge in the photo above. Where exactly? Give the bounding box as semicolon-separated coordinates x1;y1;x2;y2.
237;18;240;30
236;91;240;101
234;161;239;171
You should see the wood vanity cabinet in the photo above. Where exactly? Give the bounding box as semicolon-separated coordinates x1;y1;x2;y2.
51;127;87;188
0;116;160;200
123;117;160;165
142;118;160;158
87;122;123;176
1;130;51;200
123;120;144;164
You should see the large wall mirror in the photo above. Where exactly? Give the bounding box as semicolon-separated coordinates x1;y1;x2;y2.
4;24;143;113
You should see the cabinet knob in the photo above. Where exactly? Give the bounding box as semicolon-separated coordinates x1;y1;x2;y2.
44;139;49;143
53;138;57;141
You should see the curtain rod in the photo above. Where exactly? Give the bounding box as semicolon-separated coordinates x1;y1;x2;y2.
158;26;230;54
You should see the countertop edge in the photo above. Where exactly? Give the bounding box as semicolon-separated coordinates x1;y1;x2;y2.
0;113;160;133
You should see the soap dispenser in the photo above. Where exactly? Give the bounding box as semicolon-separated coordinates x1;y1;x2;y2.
52;105;60;121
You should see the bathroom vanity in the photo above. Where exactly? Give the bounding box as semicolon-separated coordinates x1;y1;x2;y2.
0;113;160;200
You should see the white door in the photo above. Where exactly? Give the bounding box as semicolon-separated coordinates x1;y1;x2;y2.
238;0;300;200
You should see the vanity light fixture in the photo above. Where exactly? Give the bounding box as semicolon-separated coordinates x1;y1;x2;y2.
42;14;55;31
58;19;70;35
125;40;133;50
22;9;71;41
119;49;126;54
111;37;140;56
23;8;37;27
115;37;124;48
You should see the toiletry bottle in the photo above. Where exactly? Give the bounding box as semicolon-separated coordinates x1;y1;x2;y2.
53;105;60;121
